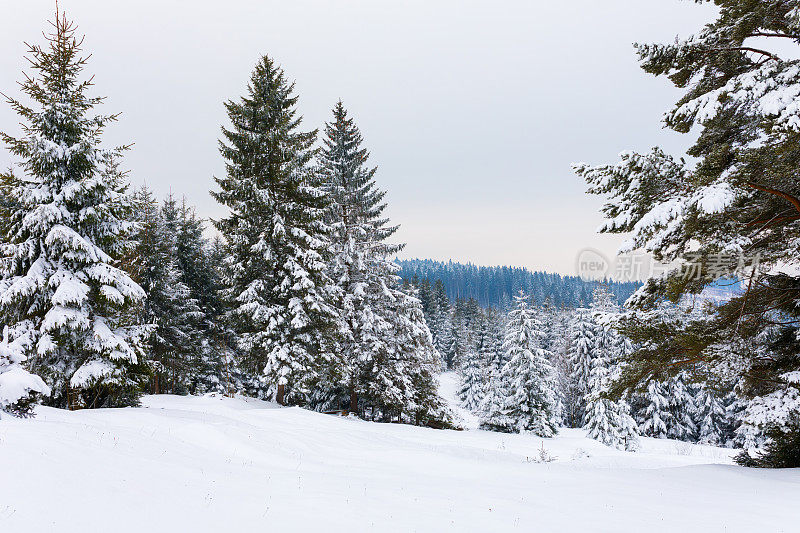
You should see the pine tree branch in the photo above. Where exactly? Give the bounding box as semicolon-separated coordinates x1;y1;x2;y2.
747;182;800;214
746;213;800;236
749;32;800;40
702;46;780;61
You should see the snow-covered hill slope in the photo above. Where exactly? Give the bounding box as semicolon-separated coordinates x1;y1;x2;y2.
1;379;798;532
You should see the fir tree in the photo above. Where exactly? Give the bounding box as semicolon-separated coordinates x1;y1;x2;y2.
394;281;452;427
584;349;639;451
212;56;336;405
548;306;575;426
583;287;639;450
130;188;202;395
0;11;146;409
317;101;401;413
436;313;455;370
429;280;454;368
695;384;728;446
666;373;698;441
173;199;226;393
457;331;484;412
637;380;671;439
205;235;242;396
568;307;595;426
319;102;450;425
458;316;495;411
448;320;473;370
480;292;559;436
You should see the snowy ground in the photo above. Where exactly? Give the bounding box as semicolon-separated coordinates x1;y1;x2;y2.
1;374;798;532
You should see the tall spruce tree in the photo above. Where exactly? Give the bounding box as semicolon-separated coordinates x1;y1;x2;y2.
317;101;398;412
391;281;451;426
318;102;450;425
574;0;800;465
480;292;559;436
212;56;336;405
0;11;146;409
431;280;455;368
549;307;577;427
666;373;698;441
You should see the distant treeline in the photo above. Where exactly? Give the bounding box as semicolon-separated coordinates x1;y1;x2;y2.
397;259;640;309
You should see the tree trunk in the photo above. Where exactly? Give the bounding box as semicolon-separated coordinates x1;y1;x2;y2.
277;384;285;406
349;386;357;415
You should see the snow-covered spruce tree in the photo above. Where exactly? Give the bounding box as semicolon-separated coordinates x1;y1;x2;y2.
583;286;639;451
435;314;455;370
424;279;452;368
575;0;800;466
584;340;639;451
540;301;567;424
476;309;506;419
396;281;452;427
212;56;337;406
129;188;203;395
204;235;244;396
355;280;450;426
480;292;559;436
636;379;671;439
173;199;227;393
458;346;484;412
666;373;698;441
448;320;474;370
458;317;493;411
695;383;729;446
318;103;450;426
316;100;400;412
418;278;454;368
0;12;146;409
567;307;595;426
722;391;746;447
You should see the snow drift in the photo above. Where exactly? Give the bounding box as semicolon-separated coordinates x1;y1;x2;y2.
1;379;798;532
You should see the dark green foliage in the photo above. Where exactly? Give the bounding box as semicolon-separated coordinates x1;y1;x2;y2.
130;189;207;395
212;55;336;404
735;417;800;468
398;259;639;309
576;0;800;464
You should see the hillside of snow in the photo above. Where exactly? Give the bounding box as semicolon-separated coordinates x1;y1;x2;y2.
1;374;798;532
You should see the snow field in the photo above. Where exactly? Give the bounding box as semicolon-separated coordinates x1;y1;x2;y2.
1;382;798;532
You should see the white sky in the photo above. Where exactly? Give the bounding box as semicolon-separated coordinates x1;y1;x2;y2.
0;0;718;275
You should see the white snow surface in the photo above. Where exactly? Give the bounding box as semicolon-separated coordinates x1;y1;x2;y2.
1;373;798;532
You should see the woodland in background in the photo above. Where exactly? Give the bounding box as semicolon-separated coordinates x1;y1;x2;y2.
397;258;640;309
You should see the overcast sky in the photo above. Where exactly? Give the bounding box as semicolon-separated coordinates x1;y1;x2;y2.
0;1;718;275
